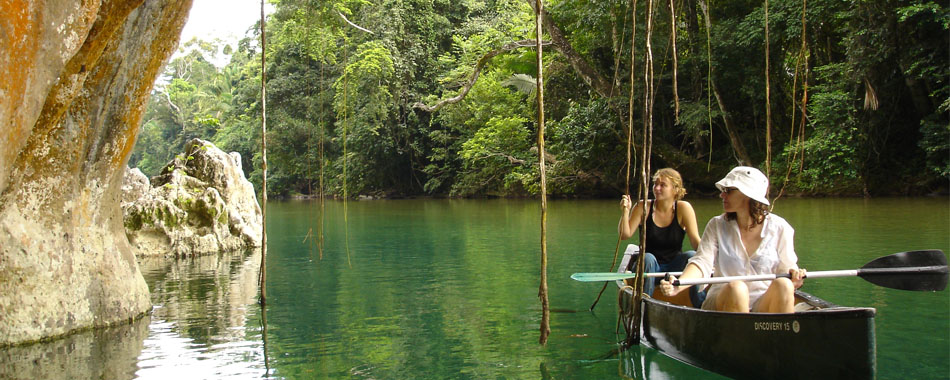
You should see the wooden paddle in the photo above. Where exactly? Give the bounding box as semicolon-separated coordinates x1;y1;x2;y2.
572;249;948;292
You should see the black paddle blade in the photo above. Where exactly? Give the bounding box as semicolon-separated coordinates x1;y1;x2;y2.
859;250;949;291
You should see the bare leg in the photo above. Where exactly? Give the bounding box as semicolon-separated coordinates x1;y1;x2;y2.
754;278;795;313
715;281;750;313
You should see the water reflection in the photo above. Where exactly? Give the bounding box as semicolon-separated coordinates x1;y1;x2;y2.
616;345;729;380
0;198;944;379
0;315;149;380
136;249;266;379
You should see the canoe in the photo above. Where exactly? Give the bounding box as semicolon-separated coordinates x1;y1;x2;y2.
616;246;876;379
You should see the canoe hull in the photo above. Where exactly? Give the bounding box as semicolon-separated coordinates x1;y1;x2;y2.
617;246;876;379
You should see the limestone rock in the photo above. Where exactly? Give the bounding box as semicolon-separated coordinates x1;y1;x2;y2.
123;139;262;257
0;0;192;346
121;167;150;205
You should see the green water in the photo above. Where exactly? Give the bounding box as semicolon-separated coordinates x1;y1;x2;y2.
1;198;947;379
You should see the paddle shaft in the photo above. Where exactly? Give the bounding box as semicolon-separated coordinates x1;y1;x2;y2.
672;265;948;286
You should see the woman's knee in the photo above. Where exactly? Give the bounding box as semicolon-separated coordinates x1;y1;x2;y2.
723;280;749;296
771;277;794;293
717;281;750;311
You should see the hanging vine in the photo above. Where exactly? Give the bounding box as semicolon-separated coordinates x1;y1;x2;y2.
774;0;810;204
670;0;680;123
628;0;657;346
704;0;713;170
318;61;326;260
764;0;773;177
535;0;551;346
342;35;352;268
258;0;269;305
589;0;638;312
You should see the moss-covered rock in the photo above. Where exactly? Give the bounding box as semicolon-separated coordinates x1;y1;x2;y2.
122;139;262;257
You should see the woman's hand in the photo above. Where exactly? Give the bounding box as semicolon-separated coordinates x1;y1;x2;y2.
620;195;632;211
790;268;807;289
659;274;679;296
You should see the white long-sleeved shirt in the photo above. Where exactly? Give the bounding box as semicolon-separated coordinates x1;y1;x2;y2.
688;213;799;309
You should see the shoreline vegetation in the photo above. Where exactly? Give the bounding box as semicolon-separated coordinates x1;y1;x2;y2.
131;1;948;200
279;189;950;201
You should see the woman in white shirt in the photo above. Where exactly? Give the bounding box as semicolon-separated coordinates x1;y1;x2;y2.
658;166;807;313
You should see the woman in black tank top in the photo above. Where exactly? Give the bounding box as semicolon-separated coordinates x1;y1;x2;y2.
645;200;687;264
618;168;702;306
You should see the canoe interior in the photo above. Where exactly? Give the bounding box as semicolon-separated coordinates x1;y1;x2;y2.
616;245;877;380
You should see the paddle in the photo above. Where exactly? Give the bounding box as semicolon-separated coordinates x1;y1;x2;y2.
572;272;682;282
573;250;949;292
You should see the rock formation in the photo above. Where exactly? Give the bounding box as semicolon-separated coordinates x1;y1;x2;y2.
123;139;262;257
0;0;193;346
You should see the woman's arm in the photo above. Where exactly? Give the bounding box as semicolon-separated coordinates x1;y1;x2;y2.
618;196;645;240
773;215;805;288
678;201;702;250
660;216;720;296
659;262;703;296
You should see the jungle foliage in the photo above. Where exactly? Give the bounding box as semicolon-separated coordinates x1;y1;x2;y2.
130;0;949;198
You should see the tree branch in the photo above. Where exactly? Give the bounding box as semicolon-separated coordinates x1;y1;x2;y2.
412;40;550;112
338;11;374;34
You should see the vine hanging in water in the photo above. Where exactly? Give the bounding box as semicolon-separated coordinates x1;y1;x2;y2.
259;0;269;305
534;0;551;346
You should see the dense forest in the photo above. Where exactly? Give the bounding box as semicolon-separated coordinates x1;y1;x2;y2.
129;0;949;199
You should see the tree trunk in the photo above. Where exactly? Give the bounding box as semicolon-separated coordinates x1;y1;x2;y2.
529;0;616;98
709;78;751;165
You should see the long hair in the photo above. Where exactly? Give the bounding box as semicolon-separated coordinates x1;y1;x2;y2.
725;199;769;228
652;168;687;201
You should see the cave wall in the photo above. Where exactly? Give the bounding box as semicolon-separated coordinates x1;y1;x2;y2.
0;0;193;346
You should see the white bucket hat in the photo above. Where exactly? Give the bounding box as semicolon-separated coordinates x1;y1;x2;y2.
715;166;770;205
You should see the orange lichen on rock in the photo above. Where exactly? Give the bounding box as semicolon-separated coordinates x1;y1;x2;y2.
0;0;194;347
0;1;37;194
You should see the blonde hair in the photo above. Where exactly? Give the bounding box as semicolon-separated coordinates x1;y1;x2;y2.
652;168;687;201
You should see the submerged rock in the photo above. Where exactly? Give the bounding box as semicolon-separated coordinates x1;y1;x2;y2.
123;139;262;257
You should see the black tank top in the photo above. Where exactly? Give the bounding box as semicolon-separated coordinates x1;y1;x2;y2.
643;201;686;264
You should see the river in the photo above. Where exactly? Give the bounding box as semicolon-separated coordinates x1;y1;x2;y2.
1;197;947;379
